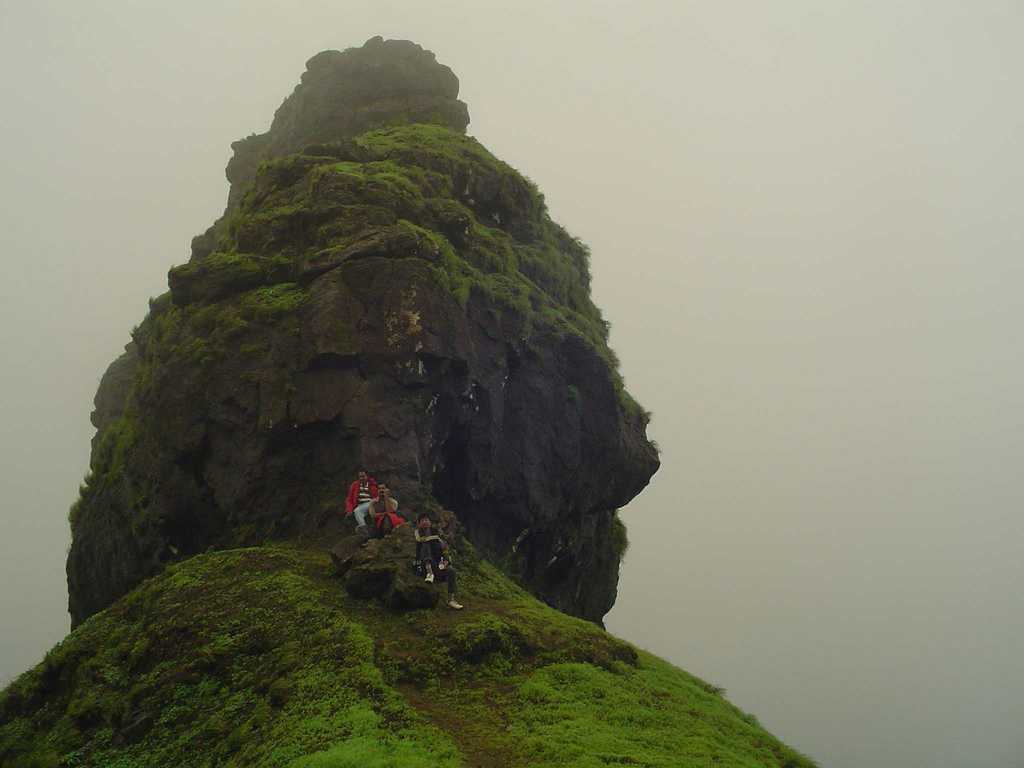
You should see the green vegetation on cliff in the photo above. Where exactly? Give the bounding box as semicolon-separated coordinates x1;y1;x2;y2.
167;123;639;413
68;121;657;627
73;120;652;552
3;546;814;768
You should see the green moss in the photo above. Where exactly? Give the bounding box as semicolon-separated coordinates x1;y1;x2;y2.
428;232;476;307
466;222;517;274
350;127;640;412
68;415;141;530
510;656;812;768
128;278;305;393
199;249;267;276
93;416;138;481
241;283;307;320
1;545;813;768
67;477;91;527
450;615;527;664
610;512;629;559
158;122;647;419
355;123;499;165
0;549;462;768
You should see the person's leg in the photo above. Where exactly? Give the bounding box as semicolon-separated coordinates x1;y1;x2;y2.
445;567;462;608
353;502;371;528
428;539;443;561
418;541;434;580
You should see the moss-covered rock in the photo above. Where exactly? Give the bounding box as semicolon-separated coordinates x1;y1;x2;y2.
220;37;470;215
69;37;658;629
6;546;816;768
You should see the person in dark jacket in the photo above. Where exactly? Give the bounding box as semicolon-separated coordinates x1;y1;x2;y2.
415;513;462;609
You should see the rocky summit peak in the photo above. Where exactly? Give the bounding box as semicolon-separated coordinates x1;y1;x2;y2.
67;40;658;629
223;37;470;212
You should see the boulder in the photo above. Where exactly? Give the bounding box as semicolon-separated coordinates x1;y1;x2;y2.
335;524;439;610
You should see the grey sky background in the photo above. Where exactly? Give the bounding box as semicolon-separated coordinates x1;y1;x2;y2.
2;2;1022;766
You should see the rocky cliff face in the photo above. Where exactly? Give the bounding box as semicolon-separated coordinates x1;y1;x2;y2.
67;37;659;627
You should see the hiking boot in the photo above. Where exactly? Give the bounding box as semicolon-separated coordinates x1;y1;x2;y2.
447;599;464;610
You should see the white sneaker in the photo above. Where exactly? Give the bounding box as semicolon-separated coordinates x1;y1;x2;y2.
447;599;464;610
425;571;435;583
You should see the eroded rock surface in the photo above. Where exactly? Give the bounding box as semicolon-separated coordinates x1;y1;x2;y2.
193;35;470;258
331;509;461;610
333;525;439;610
68;37;658;627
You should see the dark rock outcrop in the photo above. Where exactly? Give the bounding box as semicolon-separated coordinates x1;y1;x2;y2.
333;525;439;610
89;341;138;449
331;509;461;610
192;36;470;260
228;37;468;209
68;37;658;628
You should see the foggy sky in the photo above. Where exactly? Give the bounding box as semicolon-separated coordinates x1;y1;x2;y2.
2;2;1023;767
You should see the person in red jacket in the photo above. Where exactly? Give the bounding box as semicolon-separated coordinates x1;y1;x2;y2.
371;484;405;536
344;468;378;531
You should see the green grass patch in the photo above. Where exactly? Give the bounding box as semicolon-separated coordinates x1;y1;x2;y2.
2;545;813;768
509;657;813;768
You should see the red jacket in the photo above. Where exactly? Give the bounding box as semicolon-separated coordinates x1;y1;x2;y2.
374;508;405;532
345;478;378;514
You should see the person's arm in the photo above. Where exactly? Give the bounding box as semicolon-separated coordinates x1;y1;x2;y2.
369;479;379;500
344;482;356;514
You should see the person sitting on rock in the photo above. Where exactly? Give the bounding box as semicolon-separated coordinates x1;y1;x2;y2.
414;512;440;569
344;467;378;532
415;513;462;609
371;483;405;537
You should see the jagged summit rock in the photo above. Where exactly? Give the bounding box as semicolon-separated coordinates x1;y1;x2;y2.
222;36;470;214
67;38;659;628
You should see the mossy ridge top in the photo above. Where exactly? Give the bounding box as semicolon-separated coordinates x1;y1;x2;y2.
2;545;815;768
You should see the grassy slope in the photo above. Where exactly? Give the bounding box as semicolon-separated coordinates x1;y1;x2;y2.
1;546;814;768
